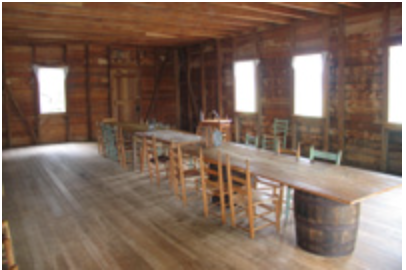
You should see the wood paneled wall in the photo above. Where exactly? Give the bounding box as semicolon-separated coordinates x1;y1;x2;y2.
2;44;178;147
181;3;402;175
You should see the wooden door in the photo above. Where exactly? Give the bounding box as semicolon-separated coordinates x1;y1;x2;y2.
110;68;141;123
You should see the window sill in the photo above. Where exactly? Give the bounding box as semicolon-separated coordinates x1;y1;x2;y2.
383;123;402;132
39;113;67;118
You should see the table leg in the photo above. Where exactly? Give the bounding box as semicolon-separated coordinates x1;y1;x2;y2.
294;190;360;257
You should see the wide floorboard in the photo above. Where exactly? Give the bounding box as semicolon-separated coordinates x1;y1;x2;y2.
2;143;402;270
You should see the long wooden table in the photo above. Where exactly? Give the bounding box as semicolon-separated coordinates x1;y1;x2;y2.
197;142;402;257
133;130;402;257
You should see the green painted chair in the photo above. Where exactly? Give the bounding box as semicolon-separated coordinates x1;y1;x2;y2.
273;118;289;149
245;134;259;148
309;146;343;165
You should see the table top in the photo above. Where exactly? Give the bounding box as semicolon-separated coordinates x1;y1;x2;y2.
200;119;232;124
187;142;402;205
135;129;202;145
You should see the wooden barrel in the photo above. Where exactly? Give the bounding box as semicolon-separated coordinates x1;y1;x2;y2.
294;190;360;257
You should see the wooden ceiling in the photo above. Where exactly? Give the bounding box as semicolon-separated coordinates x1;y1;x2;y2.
3;2;367;47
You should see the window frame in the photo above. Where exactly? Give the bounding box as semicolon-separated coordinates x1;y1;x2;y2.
292;52;327;119
386;43;403;126
233;59;259;115
33;65;69;116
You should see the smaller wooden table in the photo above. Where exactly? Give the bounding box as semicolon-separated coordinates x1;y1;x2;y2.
198;119;232;142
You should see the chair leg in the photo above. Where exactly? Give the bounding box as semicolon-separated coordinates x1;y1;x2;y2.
155;162;161;187
180;171;187;207
248;204;255;239
202;182;209;218
219;188;227;225
228;191;236;227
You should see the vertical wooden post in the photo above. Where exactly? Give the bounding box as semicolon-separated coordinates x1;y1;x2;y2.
63;44;70;142
216;39;223;117
290;23;298;148
201;44;207;116
107;46;112;118
231;38;239;142
186;48;194;131
255;34;263;141
323;18;331;151
2;45;12;147
337;10;346;153
136;47;143;123
85;44;92;140
381;4;390;172
32;45;39;144
174;49;181;128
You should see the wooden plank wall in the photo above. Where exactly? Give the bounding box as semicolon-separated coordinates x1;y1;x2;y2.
182;3;401;175
2;44;177;148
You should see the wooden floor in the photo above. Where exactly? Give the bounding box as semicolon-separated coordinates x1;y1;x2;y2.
2;143;402;270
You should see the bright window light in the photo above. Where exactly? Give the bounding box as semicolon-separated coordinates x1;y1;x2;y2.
388;45;403;124
36;67;67;114
293;54;324;117
234;60;257;113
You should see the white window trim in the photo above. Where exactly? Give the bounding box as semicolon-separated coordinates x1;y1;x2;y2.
33;65;69;115
292;52;327;119
233;59;259;114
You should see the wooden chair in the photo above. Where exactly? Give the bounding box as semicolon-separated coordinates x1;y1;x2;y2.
133;136;146;173
273;118;289;149
276;142;301;226
116;126;134;170
144;136;170;187
309;146;343;165
199;149;229;225
169;143;201;207
245;134;259;148
226;156;284;239
261;134;279;151
2;221;18;270
96;121;105;156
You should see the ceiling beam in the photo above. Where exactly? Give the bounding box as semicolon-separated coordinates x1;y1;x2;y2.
213;3;310;20
2;29;197;47
337;2;364;8
129;2;291;24
2;12;234;39
2;3;257;32
267;2;342;15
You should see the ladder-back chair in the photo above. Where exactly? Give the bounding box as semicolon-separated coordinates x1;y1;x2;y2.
226;155;284;239
116;126;134;170
169;143;201;207
199;149;229;225
144;136;170;187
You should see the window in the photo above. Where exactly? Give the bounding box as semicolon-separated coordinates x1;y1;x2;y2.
388;45;403;124
293;54;324;118
34;66;68;114
234;60;258;113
